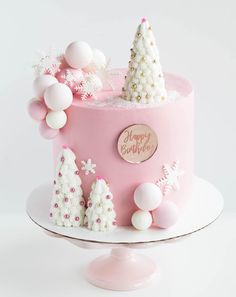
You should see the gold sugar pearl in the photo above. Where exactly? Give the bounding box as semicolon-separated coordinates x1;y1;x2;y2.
151;83;155;88
131;52;136;59
137;32;142;38
153;59;157;64
136;95;141;101
140;72;144;77
148;26;152;30
131;83;137;90
158;74;162;78
150;42;154;46
130;67;135;71
141;56;146;62
161;96;165;101
122;87;125;92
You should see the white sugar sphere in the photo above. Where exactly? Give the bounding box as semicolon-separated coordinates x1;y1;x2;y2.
152;201;179;229
134;183;162;211
33;75;58;98
65;41;93;69
92;48;106;68
44;83;73;111
46;110;67;129
131;210;152;231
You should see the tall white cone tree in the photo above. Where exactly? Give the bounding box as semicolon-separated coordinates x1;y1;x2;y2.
84;177;117;232
49;146;85;227
122;18;167;104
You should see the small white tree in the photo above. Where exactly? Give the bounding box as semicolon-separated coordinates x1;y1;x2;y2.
122;18;167;104
49;146;85;227
84;177;117;232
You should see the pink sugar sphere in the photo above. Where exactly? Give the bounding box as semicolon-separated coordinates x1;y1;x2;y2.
152;201;179;229
39;120;59;140
65;41;93;69
134;183;162;211
56;68;84;94
44;83;73;111
33;75;58;98
28;98;48;121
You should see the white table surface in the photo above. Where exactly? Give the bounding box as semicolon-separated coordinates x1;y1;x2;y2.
0;211;235;297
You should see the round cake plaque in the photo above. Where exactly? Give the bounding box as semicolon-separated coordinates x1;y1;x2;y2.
117;124;158;163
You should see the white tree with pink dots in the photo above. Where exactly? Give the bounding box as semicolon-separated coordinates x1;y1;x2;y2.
49;146;85;227
84;177;117;232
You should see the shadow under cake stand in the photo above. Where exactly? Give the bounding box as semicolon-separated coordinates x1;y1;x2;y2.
26;177;224;291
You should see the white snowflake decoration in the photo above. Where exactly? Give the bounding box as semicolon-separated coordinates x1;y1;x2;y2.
95;59;120;91
81;159;96;175
156;161;184;196
61;69;84;87
33;49;61;76
76;73;102;100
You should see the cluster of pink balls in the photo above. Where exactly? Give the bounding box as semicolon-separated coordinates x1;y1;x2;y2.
28;41;106;140
131;183;179;231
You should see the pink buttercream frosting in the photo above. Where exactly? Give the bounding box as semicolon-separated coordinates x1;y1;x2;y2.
53;69;194;226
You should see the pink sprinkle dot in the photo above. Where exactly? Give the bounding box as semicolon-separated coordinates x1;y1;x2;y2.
54;203;58;208
112;221;117;226
49;212;53;217
61;157;65;163
80;201;85;206
64;197;69;202
70;187;75;193
106;194;111;199
74;170;80;175
75;216;80;221
141;17;147;23
62;144;68;149
55;190;60;195
58;172;62;177
96;218;101;224
64;214;70;219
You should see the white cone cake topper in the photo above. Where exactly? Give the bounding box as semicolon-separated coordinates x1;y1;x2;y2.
122;18;167;104
84;177;117;232
49;146;85;227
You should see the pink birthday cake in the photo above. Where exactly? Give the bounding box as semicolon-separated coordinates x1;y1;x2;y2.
28;18;193;231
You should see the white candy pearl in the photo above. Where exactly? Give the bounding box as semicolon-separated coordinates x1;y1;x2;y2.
131;210;152;231
134;183;162;211
65;41;93;69
33;75;58;98
44;83;73;111
46;110;67;129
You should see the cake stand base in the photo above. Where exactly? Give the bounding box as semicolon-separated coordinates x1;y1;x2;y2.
86;247;157;290
27;177;224;291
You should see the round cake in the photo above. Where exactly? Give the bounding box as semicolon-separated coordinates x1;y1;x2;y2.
28;18;194;231
53;70;193;226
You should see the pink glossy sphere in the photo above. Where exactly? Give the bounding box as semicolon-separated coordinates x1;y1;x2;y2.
44;83;73;111
39;120;59;140
56;68;84;94
134;183;162;211
152;201;179;229
28;98;48;121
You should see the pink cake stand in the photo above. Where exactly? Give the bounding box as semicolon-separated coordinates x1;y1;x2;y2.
26;177;223;291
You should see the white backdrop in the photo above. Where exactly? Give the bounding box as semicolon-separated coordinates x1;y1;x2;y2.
0;0;235;214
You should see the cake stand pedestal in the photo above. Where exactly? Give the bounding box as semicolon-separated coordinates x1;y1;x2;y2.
26;177;224;291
